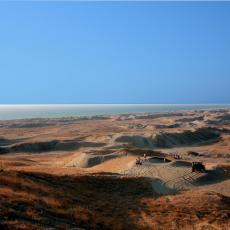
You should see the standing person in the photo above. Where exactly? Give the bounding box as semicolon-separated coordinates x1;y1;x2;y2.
143;153;147;161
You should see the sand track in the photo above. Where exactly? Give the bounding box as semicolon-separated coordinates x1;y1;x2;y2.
122;160;229;195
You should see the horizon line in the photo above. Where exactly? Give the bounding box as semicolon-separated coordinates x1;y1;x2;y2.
0;103;230;106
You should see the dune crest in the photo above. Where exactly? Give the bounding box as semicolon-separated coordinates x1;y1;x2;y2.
114;127;220;148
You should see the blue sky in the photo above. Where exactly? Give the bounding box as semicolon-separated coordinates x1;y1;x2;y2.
0;2;229;104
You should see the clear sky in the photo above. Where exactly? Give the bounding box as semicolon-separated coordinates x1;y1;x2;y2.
0;2;229;104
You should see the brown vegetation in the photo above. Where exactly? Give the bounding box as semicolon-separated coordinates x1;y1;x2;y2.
0;170;230;230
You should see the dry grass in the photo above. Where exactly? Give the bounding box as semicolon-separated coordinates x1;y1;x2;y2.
0;170;153;229
0;160;5;172
0;170;230;230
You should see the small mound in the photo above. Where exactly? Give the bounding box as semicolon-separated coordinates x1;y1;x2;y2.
171;161;192;168
149;157;171;164
66;152;124;168
88;156;136;173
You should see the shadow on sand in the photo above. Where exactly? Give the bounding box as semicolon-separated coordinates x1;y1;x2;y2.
0;139;105;154
0;170;154;230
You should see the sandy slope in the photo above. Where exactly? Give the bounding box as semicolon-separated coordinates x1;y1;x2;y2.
122;159;230;196
87;155;136;173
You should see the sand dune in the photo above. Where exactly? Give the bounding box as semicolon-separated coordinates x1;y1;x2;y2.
0;139;105;154
0;109;230;229
66;152;126;168
87;155;135;173
114;127;221;148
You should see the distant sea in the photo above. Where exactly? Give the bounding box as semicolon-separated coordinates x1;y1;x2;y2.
0;104;229;120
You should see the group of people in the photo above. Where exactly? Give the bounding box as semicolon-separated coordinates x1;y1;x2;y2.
173;153;182;160
168;152;182;160
136;154;147;165
135;152;183;165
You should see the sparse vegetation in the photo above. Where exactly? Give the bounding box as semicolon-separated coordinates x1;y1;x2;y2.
0;160;5;172
0;170;230;230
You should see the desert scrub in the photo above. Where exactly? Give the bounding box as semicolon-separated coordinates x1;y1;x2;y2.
0;160;5;172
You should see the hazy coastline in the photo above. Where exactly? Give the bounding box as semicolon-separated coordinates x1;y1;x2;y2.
0;104;230;120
